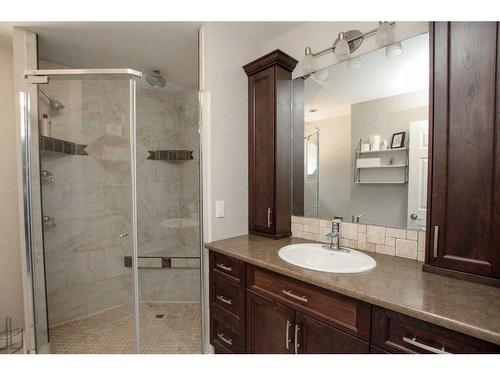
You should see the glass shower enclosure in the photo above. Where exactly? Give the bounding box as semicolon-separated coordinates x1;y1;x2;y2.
21;68;203;354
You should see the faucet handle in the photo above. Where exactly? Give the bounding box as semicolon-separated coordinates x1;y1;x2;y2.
351;213;366;223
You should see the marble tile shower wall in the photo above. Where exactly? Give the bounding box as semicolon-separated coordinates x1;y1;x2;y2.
291;216;425;262
40;62;200;326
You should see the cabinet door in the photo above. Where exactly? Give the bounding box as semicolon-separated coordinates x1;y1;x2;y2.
246;291;294;354
428;22;500;280
248;67;275;234
295;312;369;354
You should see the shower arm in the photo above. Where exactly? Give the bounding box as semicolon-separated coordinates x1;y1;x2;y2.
39;88;56;102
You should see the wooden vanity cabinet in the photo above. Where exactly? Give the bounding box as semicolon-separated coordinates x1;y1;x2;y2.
208;250;500;354
243;50;298;239
425;22;500;286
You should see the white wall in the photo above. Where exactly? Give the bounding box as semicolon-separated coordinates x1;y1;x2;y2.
0;41;24;331
201;23;261;242
262;22;429;78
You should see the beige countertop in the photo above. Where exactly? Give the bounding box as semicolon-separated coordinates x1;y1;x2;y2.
205;234;500;346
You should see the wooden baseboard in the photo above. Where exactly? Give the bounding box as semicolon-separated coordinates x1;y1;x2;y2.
422;264;500;288
249;230;292;240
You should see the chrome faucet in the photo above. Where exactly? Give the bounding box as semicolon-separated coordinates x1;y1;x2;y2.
324;217;346;252
352;213;366;223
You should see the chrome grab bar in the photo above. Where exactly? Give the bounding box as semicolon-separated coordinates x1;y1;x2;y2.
282;290;308;303
216;263;232;272
285;320;292;349
216;295;232;305
402;336;449;354
217;332;233;346
294;324;300;354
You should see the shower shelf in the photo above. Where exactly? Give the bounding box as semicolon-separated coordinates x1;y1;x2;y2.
147;150;193;161
39;135;88;156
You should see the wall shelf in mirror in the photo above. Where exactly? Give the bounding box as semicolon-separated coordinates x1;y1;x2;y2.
39;135;88;156
356;147;408;154
354;139;409;184
147;150;193;161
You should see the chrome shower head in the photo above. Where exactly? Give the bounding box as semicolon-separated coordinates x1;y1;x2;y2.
146;70;166;88
39;89;65;111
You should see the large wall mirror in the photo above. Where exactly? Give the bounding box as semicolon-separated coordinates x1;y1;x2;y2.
293;32;429;231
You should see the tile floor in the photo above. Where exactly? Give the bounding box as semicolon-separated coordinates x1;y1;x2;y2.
49;302;202;354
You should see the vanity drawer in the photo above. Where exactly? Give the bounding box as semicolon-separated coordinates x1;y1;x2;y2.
210;273;245;324
209;251;245;286
371;306;500;354
246;264;371;341
210;314;245;354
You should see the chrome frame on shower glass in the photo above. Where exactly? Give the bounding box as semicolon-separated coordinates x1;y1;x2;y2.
22;69;145;353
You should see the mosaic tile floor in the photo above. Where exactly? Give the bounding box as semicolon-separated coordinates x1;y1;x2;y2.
49;302;202;354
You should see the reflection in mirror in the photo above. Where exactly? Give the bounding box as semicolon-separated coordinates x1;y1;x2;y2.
294;33;429;230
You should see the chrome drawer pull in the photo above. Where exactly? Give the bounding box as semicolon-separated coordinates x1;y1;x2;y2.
216;295;232;305
294;324;300;354
402;336;449;354
217;332;233;346
285;320;292;349
282;290;308;303
216;263;232;272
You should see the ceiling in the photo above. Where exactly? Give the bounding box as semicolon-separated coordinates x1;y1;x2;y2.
226;22;304;44
1;21;302;88
305;33;429;123
13;22;202;89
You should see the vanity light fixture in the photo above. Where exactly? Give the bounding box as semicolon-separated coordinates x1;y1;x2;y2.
334;32;351;60
302;47;315;74
301;22;398;75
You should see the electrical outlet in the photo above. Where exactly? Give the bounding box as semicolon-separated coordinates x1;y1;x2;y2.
215;200;225;218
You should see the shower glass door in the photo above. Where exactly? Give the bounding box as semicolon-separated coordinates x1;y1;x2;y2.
23;70;141;353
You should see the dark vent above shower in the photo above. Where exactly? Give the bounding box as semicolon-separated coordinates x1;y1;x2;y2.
147;150;193;161
40;136;88;156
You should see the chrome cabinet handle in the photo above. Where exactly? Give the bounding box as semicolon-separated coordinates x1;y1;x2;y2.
402;336;449;354
294;324;300;354
285;320;292;350
217;332;233;346
410;213;418;220
433;225;439;258
267;208;272;228
216;263;232;272
216;295;232;305
42;216;56;227
282;290;308;303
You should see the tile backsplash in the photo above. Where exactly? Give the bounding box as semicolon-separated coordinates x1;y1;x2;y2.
291;216;425;262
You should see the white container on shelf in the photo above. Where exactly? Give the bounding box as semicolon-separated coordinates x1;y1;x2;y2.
369;135;381;151
40;114;51;137
361;143;370;152
356;158;382;168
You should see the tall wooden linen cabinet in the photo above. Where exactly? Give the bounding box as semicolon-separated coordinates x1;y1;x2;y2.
424;22;500;286
243;50;298;239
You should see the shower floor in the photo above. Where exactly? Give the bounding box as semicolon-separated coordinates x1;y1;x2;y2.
49;302;202;354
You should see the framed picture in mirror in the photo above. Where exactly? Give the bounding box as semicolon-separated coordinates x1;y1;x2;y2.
390;131;406;149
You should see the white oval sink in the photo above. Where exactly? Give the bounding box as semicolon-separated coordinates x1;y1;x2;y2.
278;243;376;274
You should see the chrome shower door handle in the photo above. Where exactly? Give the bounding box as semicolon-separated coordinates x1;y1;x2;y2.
120;232;129;238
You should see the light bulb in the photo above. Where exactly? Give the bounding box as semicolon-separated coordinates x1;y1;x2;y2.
385;42;403;58
302;47;315;74
376;21;394;47
334;32;351;61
